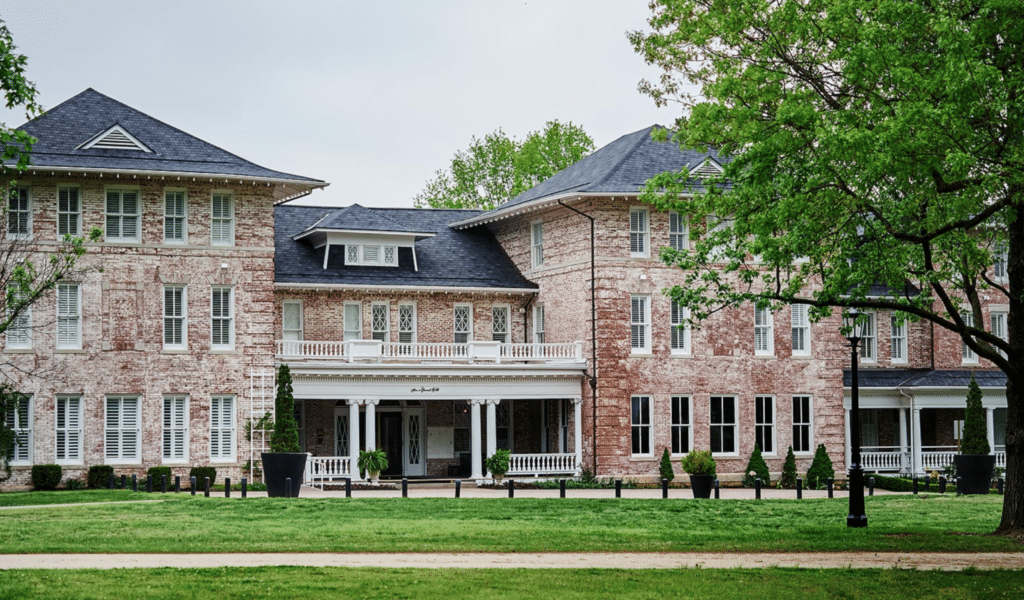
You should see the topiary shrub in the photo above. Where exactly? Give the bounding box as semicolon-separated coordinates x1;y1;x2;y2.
680;449;716;477
31;464;63;491
659;448;675;483
780;446;798;489
961;375;991;455
742;444;770;487
189;466;217;487
269;364;300;453
147;466;173;487
806;444;835;488
87;465;115;489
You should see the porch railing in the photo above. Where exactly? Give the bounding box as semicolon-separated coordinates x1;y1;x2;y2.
920;446;957;472
858;446;1008;475
861;446;906;472
277;340;585;365
304;455;352;489
507;453;578;476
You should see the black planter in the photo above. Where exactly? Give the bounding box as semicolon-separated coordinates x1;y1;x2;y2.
953;454;996;495
262;452;308;498
689;474;714;499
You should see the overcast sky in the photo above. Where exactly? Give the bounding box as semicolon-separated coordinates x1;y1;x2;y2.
1;1;678;208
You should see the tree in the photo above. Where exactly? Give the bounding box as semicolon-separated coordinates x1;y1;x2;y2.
780;447;798;489
414;121;595;210
742;444;770;488
962;375;991;455
631;0;1024;536
659;447;675;482
269;364;300;453
806;445;836;490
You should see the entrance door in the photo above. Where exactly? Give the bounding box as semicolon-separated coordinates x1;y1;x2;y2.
379;412;403;477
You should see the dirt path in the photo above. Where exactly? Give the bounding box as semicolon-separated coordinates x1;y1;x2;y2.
2;552;1022;570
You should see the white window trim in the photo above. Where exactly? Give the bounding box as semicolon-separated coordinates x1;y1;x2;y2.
669;211;688;251
57;185;81;238
55;395;84;465
104;187;141;243
755;395;777;456
56;283;82;350
710;395;739;457
890;313;908;364
670;301;691;355
162;395;189;464
991;310;1008;358
5;395;32;465
961;310;979;364
163;285;187;351
454;303;473;343
791;304;811;357
105;395;141;464
859;311;877;363
211;286;234;350
282;300;304;341
754;306;774;356
211;191;234;246
792;395;814;455
629;207;650;258
631;294;651;354
210;395;237;462
531;221;544;268
371;301;390;342
6;300;31;350
343;244;400;267
630;395;653;456
533;304;545;344
491;304;510;343
994;244;1008;283
7;186;31;239
670;394;692;456
343;302;362;341
398;302;417;345
163;189;188;244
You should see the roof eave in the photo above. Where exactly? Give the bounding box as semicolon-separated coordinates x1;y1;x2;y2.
275;282;538;295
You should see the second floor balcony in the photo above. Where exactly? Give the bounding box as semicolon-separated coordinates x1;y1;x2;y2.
276;339;585;366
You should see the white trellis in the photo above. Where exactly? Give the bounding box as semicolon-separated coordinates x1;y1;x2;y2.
249;368;274;483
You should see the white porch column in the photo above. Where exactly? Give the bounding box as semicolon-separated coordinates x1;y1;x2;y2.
365;399;379;451
470;399;484;482
485;399;499;477
572;397;583;476
899;407;909;475
348;399;362;481
912;407;923;476
844;408;852;475
986;407;995;454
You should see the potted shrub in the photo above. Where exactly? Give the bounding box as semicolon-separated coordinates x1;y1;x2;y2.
680;449;717;499
357;448;389;482
261;364;307;497
485;449;511;482
953;376;995;495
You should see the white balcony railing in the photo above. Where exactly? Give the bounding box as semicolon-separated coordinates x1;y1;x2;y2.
277;340;585;365
507;453;578;476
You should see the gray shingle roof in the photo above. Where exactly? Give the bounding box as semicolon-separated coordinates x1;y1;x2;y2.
307;204;435;235
8;89;325;198
276;205;538;291
844;369;1007;388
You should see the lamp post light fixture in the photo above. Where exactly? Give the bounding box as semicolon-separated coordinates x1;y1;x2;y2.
843;307;868;528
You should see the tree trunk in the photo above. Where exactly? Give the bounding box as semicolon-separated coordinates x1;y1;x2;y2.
996;375;1023;537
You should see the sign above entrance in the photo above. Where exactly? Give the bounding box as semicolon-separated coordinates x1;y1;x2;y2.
411;387;440;393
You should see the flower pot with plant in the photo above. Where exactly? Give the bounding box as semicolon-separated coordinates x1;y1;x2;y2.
952;375;995;495
261;364;307;498
358;448;389;482
680;449;717;499
485;449;511;481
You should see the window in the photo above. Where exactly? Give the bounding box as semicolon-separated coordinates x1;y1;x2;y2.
163;396;188;462
105;396;139;462
792;396;813;453
4;395;31;464
335;413;348;456
454;304;472;343
890;313;907;363
492;305;509;343
629;208;649;257
755;395;775;454
6;294;30;349
56;283;81;350
791;304;810;356
861;410;879;446
7;186;30;237
671;395;691;455
282;301;303;341
55;396;83;464
344;245;399;266
343;302;362;341
211;287;233;350
961;311;978;363
630;395;652;455
754;306;773;356
669;211;688;251
398;303;416;345
163;285;186;350
533;305;545;343
210;395;236;461
531;221;544;268
994;244;1008;282
559;399;569;453
58;187;81;237
992;311;1008;358
371;302;389;342
496;401;512;450
710;395;737;454
670;301;690;354
631;295;650;353
453;401;470;454
211;193;234;245
859;312;876;362
708;214;734;261
164;190;186;243
105;188;140;242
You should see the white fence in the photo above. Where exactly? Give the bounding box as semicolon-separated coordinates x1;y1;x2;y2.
277;340;585;364
304;455;353;489
860;446;1007;474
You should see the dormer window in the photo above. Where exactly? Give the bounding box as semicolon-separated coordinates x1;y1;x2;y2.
344;244;398;267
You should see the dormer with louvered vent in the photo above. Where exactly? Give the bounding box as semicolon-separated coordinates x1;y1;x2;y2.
76;124;153;153
691;159;723;178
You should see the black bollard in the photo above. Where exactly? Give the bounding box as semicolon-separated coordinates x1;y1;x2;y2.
868;477;875;496
108;473;114;490
121;474;127;490
132;474;138;492
402;478;408;498
714;479;720;500
797;478;803;500
241;477;247;498
204;476;210;497
346;477;352;498
827;478;834;499
998;478;1005;495
190;476;197;496
755;478;762;500
925;477;931;493
175;475;181;493
508;479;515;498
146;474;152;493
285;477;292;498
161;475;167;493
615;479;621;498
939;476;947;494
913;477;919;494
662;478;668;499
455;479;461;498
560;479;566;499
225;477;231;498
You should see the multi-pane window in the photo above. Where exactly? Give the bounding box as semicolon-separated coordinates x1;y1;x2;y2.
496;401;511;451
992;311;1008;358
754;306;773;355
708;214;734;261
105;396;139;462
56;283;81;349
4;395;32;464
453;401;470;454
6;294;30;349
559;398;569;453
710;395;737;454
344;245;399;266
335;413;349;456
58;187;81;237
533;305;545;343
671;395;691;455
211;193;234;245
961;311;978;363
890;314;907;363
210;395;236;461
791;304;810;356
163;396;188;462
282;301;303;341
164;190;186;243
371;302;389;342
669;211;688;251
631;295;650;353
859;312;876;361
211;287;233;349
398;303;416;344
630;395;652;455
994;244;1008;282
7;186;31;237
670;301;690;354
629;208;649;257
105;189;140;241
792;396;813;453
492;306;509;343
531;221;544;268
454;304;472;343
343;302;362;341
163;285;186;350
55;396;83;463
755;395;775;454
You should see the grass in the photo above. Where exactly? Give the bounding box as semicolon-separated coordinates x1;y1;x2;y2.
0;492;1020;553
2;567;1024;600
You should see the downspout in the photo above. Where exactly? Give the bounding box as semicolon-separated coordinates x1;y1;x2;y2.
557;199;599;475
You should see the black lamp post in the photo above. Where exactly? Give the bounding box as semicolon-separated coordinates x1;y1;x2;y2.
843;308;868;528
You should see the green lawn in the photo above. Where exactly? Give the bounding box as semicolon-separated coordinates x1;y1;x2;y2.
2;567;1024;600
0;492;1019;553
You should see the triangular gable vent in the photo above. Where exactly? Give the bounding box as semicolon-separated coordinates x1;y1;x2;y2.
77;125;153;153
692;159;723;177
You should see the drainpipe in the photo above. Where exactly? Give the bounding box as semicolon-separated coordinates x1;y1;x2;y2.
557;199;599;475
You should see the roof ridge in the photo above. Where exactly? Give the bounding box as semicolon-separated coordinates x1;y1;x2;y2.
590;125;660;189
